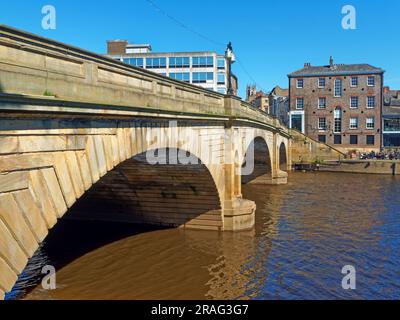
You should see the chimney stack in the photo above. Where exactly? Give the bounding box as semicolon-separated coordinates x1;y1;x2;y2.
383;86;390;94
329;56;334;67
107;40;128;55
304;62;311;68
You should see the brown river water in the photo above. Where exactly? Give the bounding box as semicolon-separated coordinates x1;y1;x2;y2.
6;172;400;300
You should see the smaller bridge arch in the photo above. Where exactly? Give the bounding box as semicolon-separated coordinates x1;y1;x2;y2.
279;142;288;171
241;136;273;185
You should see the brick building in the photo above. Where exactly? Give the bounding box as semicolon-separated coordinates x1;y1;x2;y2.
288;57;384;152
383;86;400;148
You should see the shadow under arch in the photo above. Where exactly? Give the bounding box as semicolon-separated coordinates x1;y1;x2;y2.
6;147;222;300
241;137;272;184
279;142;288;171
67;147;223;230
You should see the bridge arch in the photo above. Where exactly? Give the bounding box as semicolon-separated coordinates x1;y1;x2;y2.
279;142;288;171
276;135;290;172
68;147;223;230
241;136;273;184
0;121;227;298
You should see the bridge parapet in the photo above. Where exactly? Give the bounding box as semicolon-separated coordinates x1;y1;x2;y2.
0;24;288;135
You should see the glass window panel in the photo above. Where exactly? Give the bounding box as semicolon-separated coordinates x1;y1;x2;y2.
350;135;358;145
368;76;375;86
334;79;342;97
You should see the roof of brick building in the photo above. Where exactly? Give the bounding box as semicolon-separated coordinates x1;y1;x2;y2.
288;63;384;78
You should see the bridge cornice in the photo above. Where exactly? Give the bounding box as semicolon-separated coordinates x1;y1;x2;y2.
0;93;291;138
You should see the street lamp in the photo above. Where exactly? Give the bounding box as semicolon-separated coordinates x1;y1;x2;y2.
225;42;236;95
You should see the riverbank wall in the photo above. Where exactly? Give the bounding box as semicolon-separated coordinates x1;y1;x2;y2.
316;160;400;175
290;129;346;163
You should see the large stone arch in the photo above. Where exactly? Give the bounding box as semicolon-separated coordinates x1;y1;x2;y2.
67;147;223;230
0;119;226;299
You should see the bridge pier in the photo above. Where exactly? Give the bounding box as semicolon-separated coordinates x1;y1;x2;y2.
223;129;256;231
223;198;256;232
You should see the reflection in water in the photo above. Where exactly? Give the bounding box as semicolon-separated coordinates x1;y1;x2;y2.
7;172;400;300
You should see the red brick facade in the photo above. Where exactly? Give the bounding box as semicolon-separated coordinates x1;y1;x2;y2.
289;70;383;152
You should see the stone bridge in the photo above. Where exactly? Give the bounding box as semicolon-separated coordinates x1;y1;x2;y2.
0;25;291;299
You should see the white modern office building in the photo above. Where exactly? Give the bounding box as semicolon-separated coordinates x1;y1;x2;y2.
105;40;236;95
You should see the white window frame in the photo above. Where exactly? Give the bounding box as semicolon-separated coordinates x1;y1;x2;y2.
318;97;327;109
296;78;304;89
289;110;305;133
334;79;342;97
350;76;358;87
318;78;326;88
350;96;359;109
334;107;342;133
367;76;375;87
349;117;358;129
367;96;376;109
318;117;327;131
296;98;304;109
366;117;375;129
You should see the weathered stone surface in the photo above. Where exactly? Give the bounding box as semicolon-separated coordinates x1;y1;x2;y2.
0;171;29;193
0;137;18;155
0;257;17;294
0;219;28;273
223;198;256;232
291;129;345;164
66;135;88;151
102;135;114;171
64;151;85;199
0;153;54;173
12;190;48;242
116;127;127;163
52;153;76;208
18;136;67;153
124;128;133;159
75;151;93;191
85;136;100;184
110;135;120;167
28;170;58;228
93;135;107;177
41;168;68;218
0;193;38;257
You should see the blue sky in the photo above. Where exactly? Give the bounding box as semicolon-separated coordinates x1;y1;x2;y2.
1;0;399;98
